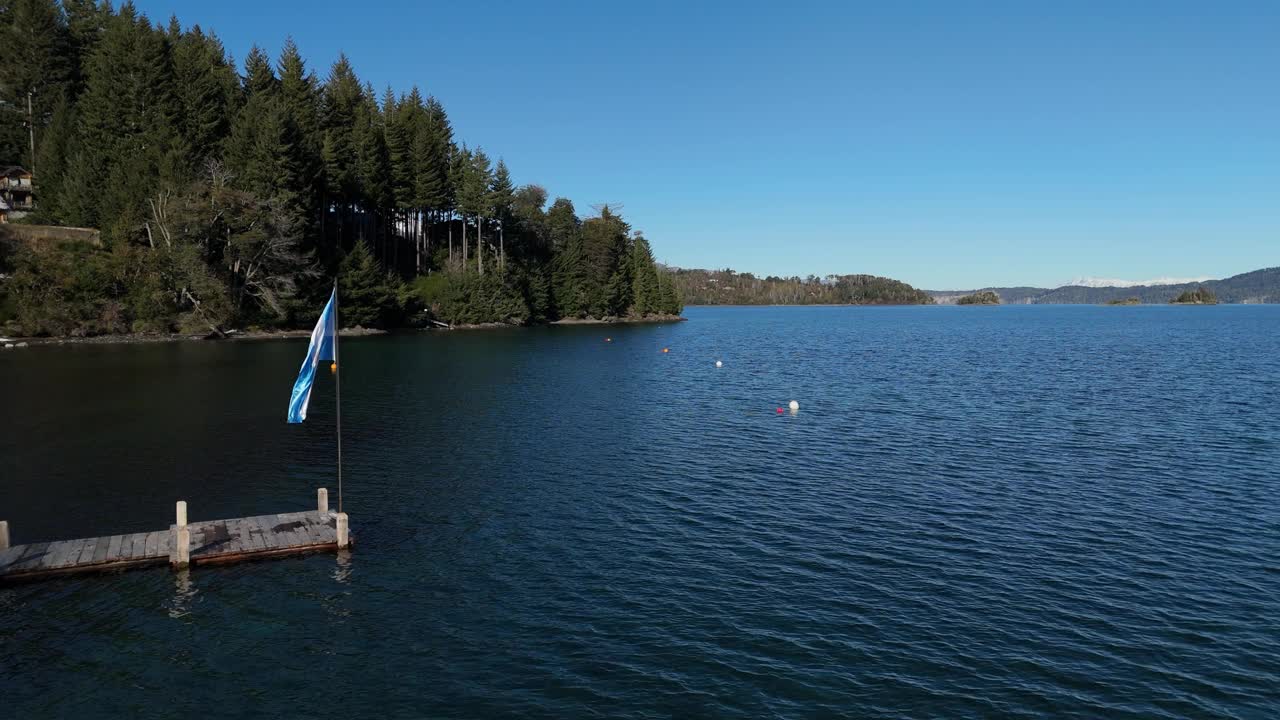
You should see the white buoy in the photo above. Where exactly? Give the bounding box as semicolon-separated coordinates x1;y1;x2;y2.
715;360;723;368
789;400;800;411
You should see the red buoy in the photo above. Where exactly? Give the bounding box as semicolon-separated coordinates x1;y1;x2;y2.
776;407;784;414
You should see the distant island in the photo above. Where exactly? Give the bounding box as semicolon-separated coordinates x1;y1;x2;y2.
956;291;1000;305
928;266;1280;305
1105;297;1141;306
1170;286;1218;305
671;268;934;305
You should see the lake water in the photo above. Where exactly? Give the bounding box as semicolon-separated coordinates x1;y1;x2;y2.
2;305;1278;718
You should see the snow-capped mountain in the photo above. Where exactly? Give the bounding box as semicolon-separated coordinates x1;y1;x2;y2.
1067;276;1215;288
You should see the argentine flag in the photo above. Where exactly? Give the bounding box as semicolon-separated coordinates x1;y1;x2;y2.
287;288;337;423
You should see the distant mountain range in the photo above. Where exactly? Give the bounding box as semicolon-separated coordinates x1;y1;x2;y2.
1067;276;1215;288
928;266;1280;305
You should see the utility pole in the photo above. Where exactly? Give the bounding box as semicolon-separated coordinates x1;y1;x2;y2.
26;92;36;179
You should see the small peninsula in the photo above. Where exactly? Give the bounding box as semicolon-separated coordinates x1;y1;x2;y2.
671;268;934;305
1106;297;1141;305
956;291;1001;305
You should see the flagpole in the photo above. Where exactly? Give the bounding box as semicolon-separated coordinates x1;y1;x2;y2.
334;279;343;514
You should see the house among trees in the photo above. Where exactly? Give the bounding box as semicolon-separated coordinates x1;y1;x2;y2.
0;166;34;223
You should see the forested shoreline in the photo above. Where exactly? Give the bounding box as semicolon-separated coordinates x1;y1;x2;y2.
0;1;681;338
671;268;935;305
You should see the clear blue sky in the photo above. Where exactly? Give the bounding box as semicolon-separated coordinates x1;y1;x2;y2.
137;0;1279;289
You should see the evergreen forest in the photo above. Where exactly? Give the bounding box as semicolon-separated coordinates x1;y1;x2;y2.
0;0;682;336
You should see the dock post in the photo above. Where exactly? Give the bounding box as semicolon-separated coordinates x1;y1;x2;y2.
317;488;329;514
335;513;349;549
171;501;190;568
0;521;8;551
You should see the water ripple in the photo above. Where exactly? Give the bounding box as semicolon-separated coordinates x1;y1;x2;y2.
2;306;1279;718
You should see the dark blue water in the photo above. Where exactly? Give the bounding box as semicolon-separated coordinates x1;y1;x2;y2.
2;305;1278;718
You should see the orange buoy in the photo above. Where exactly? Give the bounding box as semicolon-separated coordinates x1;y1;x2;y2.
662;348;670;353
330;362;338;374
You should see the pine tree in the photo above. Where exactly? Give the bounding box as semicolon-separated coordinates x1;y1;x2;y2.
276;38;322;251
320;54;362;226
169;24;238;169
580;205;630;317
56;148;98;228
425;95;455;219
552;233;588;318
63;0;108;92
242;44;277;96
277;38;319;142
384;88;415;211
339;240;402;327
630;233;660;316
490;159;514;272
32;94;76;222
467;148;493;274
76;4;180;240
355;88;391;207
0;0;72;167
449;144;472;266
412;111;446;212
656;269;683;315
547;197;586;317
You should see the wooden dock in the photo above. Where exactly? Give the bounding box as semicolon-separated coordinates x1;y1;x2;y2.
0;489;350;584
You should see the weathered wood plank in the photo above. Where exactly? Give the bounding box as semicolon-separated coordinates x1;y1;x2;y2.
3;545;30;571
128;533;147;559
118;534;137;560
237;519;260;552
37;542;61;569
2;544;33;571
244;517;268;550
259;515;283;545
143;531;161;558
62;539;91;567
223;519;249;554
16;542;51;571
91;536;112;564
190;522;222;558
2;505;350;582
288;516;316;547
125;533;144;559
268;514;297;549
303;513;328;542
75;537;98;565
62;538;89;566
309;516;335;544
47;540;81;568
105;534;124;562
132;533;149;558
0;545;28;571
